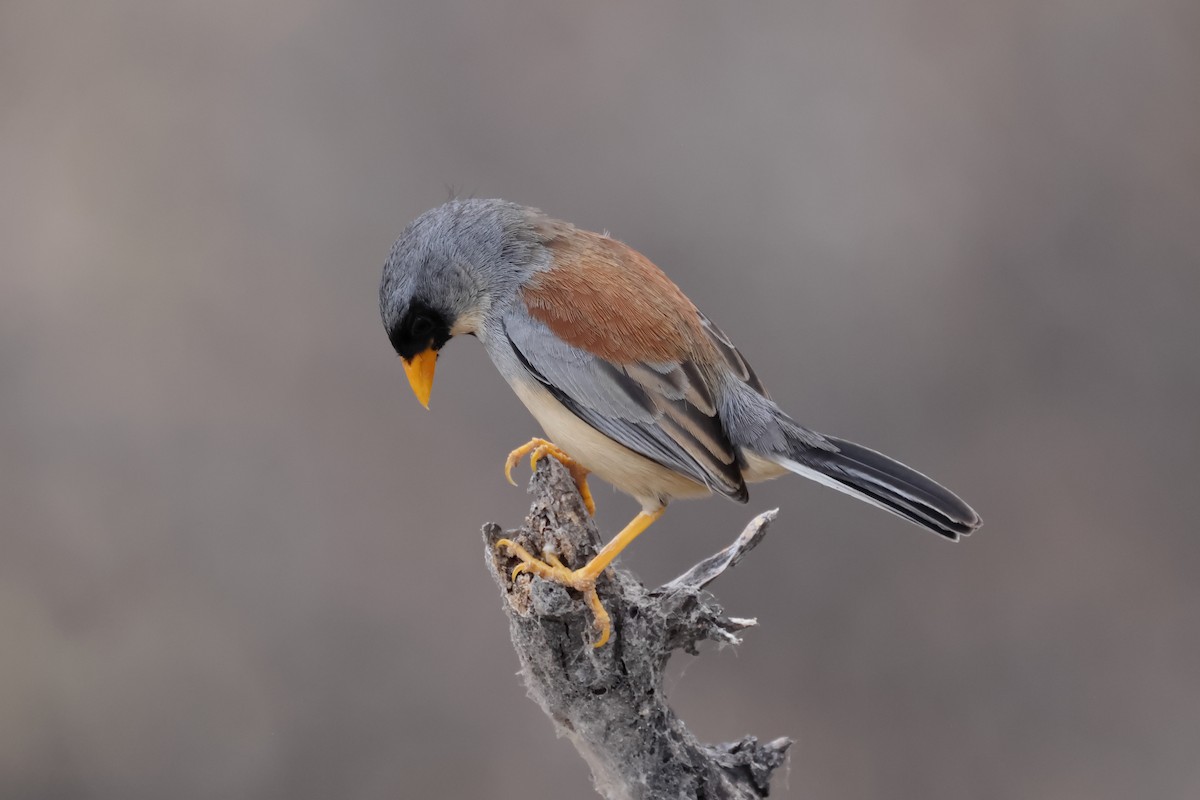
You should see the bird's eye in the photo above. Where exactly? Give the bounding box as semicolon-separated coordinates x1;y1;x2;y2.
410;314;434;338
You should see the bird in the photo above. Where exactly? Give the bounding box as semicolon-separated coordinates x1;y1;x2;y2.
380;199;982;646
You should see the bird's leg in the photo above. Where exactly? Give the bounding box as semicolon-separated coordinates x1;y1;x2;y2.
496;508;664;647
504;437;595;516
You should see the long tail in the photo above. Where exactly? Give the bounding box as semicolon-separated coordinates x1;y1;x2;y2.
777;434;982;541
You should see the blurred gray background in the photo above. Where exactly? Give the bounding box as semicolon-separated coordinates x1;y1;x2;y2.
3;1;1198;798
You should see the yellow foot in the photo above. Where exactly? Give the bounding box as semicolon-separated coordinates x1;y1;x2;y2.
495;539;613;647
504;438;596;516
493;508;664;649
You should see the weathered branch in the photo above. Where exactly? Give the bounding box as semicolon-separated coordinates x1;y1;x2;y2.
483;458;792;800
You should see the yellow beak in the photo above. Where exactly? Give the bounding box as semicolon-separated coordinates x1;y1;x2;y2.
402;349;437;409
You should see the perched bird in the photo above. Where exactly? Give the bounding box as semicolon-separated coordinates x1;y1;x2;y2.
380;199;981;646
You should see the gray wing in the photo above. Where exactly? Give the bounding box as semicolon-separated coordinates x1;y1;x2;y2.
502;311;748;501
697;312;835;454
697;313;768;396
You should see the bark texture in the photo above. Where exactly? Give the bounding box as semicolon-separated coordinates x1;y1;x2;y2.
483;458;792;800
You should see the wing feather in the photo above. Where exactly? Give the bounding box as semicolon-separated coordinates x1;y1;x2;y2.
698;313;768;396
503;312;747;500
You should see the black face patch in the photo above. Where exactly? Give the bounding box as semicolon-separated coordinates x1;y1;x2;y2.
387;300;452;360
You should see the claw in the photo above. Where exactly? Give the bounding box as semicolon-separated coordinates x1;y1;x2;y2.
584;588;611;648
491;503;664;649
585;592;614;647
503;451;523;487
492;537;611;646
503;438;597;516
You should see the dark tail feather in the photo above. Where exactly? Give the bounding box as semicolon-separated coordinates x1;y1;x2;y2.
778;435;982;540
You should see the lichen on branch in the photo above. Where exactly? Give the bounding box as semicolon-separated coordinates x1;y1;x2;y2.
483;457;791;800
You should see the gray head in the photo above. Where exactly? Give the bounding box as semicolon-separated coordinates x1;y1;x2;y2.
380;198;545;405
